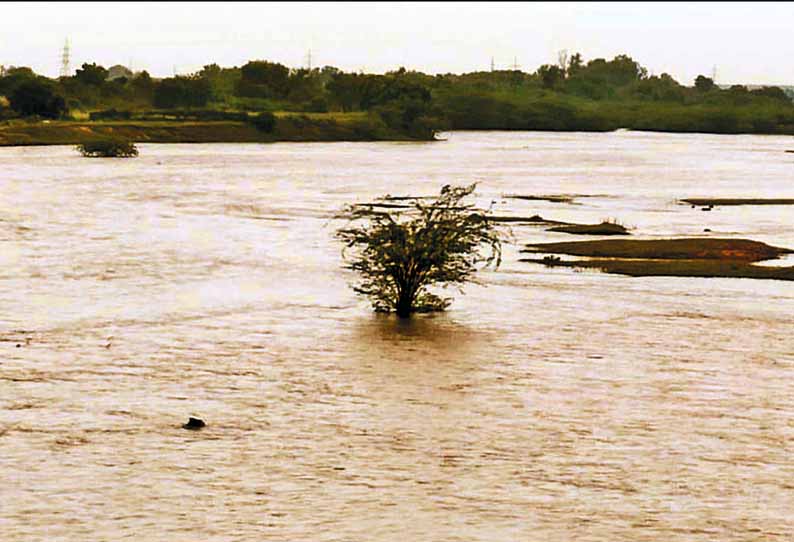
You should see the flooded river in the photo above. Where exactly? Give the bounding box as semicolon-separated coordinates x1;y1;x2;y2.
2;131;793;541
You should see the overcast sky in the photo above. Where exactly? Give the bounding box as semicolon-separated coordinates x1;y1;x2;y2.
1;2;792;85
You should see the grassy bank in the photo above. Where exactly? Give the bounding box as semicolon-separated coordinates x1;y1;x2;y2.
0;112;429;147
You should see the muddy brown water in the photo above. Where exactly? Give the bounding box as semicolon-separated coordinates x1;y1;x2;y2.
2;131;794;541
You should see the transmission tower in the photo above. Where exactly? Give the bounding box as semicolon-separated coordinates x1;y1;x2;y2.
490;56;495;72
60;38;71;77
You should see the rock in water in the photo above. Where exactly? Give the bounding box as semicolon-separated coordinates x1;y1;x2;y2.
182;417;206;430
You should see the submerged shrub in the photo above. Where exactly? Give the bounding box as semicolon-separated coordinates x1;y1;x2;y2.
76;140;139;157
336;183;503;318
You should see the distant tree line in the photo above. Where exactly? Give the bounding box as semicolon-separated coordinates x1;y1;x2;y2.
2;53;794;135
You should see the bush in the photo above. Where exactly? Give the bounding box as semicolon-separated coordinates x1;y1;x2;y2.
9;79;67;119
305;96;329;113
250;111;276;132
89;108;132;121
153;76;211;109
76;140;139;157
336;184;503;318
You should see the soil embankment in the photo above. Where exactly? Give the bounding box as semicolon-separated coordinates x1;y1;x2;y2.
0;115;426;146
521;238;794;281
547;221;630;235
681;198;794;206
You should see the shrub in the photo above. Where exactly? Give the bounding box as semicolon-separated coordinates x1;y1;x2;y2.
250;111;276;132
8;79;67;119
76;140;139;157
89;108;132;121
305;96;329;113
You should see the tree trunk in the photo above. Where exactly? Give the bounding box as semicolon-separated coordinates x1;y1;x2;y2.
395;288;413;319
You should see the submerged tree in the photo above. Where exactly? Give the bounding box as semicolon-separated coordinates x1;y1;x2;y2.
76;140;138;157
336;184;503;318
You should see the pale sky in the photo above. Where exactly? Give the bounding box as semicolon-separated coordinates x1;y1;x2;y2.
1;2;793;86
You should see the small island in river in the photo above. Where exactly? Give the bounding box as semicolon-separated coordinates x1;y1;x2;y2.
521;238;794;281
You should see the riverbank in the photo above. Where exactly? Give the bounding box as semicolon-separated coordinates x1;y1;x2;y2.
0;113;429;146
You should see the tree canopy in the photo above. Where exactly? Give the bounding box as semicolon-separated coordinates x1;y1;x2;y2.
74;63;109;86
2;50;794;136
153;75;211;108
8;79;66;118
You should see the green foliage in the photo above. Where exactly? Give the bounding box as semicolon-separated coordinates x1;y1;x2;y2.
326;73;377;111
130;71;154;99
537;64;564;89
3;51;794;137
76;140;138;157
374;99;446;138
627;73;685;103
8;79;66;118
580;55;647;86
567;53;584;76
336;184;503;318
0;66;37;96
74;63;108;86
694;75;715;92
750;86;790;103
250;111;276;132
304;96;329;113
286;68;324;104
89;108;132;120
238;60;290;98
154;76;211;108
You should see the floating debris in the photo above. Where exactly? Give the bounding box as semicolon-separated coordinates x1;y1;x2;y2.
182;417;206;430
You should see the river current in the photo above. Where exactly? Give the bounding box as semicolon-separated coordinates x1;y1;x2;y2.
2;131;793;541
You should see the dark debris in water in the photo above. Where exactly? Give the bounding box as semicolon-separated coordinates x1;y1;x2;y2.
182;417;206;430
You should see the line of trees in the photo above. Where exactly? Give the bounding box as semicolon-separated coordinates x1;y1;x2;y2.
2;53;794;135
